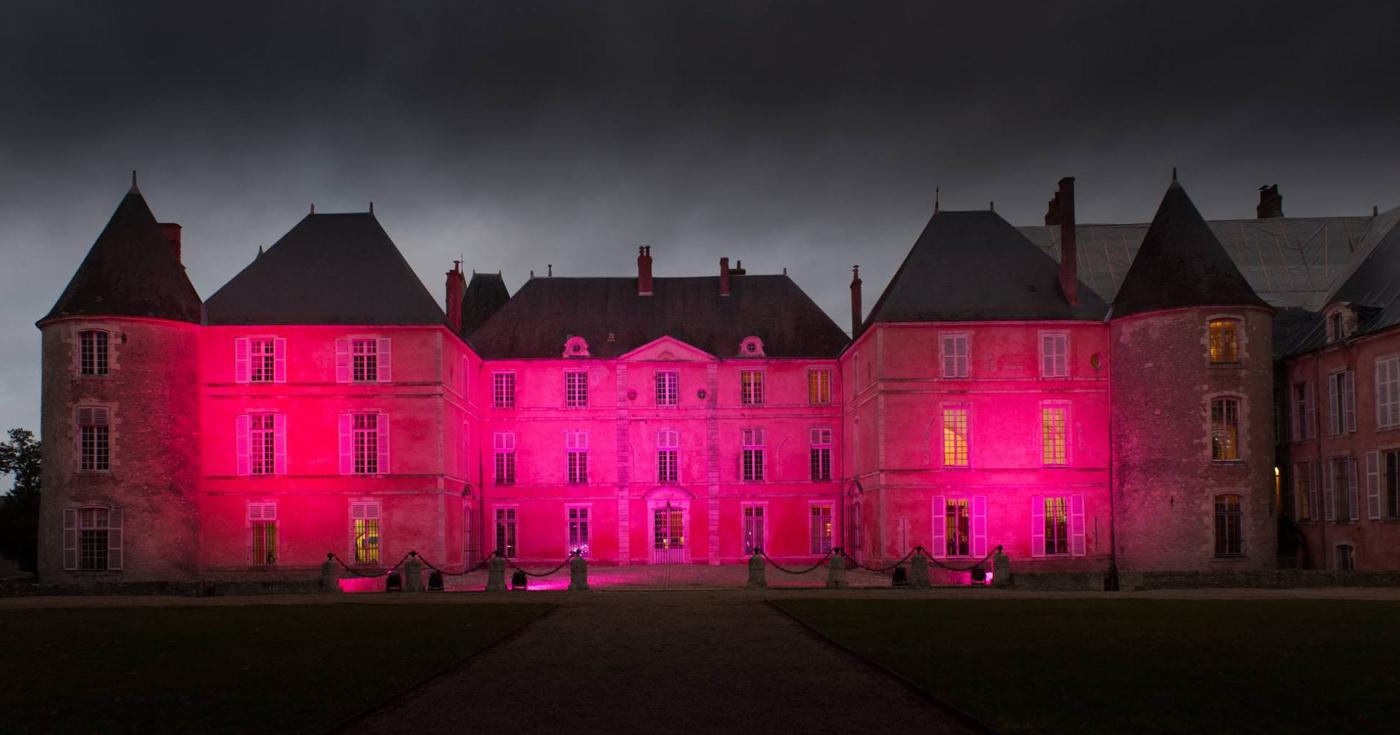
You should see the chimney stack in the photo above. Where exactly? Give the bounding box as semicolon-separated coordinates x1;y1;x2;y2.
159;222;183;265
720;257;731;297
445;261;466;333
637;246;653;296
1257;185;1283;218
850;265;862;335
1052;177;1078;306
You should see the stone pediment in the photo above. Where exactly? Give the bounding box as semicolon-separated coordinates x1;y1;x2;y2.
617;336;716;363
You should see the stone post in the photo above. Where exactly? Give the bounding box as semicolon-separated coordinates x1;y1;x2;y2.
826;551;848;589
910;548;930;589
569;554;589;591
404;552;424;592
991;546;1012;588
747;552;767;588
320;553;341;593
486;553;507;592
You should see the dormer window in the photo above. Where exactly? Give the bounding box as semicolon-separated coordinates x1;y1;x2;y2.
1208;319;1240;364
739;336;765;357
563;336;589;357
1326;305;1353;343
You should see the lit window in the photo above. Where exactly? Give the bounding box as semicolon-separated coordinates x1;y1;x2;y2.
941;498;971;557
1040;332;1069;378
809;505;833;555
742;504;766;555
494;432;516;485
808;368;832;405
566;431;589;485
657;430;679;484
352;413;380;474
1377;357;1400;429
656;370;679;406
248;503;277;566
809;428;832;481
495;507;517;558
942;406;969;467
742;428;765;482
77;406;110;472
351;339;379;382
565;370;588;408
941;333;969;378
1041;404;1068;466
1214;495;1243;557
78;330;108;376
1042;497;1069;555
493;372;516;408
568;507;589;556
1207;319;1239;363
1327;370;1356;436
740;370;764;406
351;502;381;565
1210;398;1240;461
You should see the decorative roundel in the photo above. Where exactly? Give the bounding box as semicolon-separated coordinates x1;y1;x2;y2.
697;389;708;400
563;336;590;358
739;336;765;357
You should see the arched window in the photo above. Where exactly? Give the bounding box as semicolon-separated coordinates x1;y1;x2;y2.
1210;397;1241;461
1335;544;1356;571
1207;319;1240;363
1214;495;1243;557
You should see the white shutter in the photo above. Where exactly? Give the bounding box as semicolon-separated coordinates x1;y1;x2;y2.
338;414;354;474
1366;451;1381;520
1070;495;1087;557
377;338;392;382
235;414;251;476
1041;335;1054;377
273;338;287;383
1323;461;1335;521
107;508;123;570
334;338;351;383
248;502;277;521
971;496;988;558
931;496;946;558
1344;370;1357;433
1309;462;1320;521
1328;374;1340;436
1347;458;1360;522
62;509;77;570
234;337;250;383
377;413;391;474
1030;495;1045;558
274;414;288;475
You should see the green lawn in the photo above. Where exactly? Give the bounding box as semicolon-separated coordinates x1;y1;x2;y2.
0;602;552;735
775;598;1400;735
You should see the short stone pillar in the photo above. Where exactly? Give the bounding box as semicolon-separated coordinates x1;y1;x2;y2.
403;553;424;592
826;552;848;589
747;552;767;589
991;546;1012;588
569;554;589;591
320;554;341;593
909;549;930;589
486;554;507;592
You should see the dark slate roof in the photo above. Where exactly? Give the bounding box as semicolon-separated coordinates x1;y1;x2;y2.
1110;182;1269;319
1281;206;1400;356
462;272;510;335
205;212;445;325
468;275;849;359
41;186;203;324
862;210;1109;328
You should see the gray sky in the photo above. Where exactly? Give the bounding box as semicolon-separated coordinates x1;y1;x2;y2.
3;0;1399;468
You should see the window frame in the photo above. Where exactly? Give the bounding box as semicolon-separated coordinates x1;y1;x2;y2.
657;429;680;484
1209;396;1242;462
247;502;278;567
807;367;833;405
741;427;765;482
566;430;589;485
1040;401;1070;467
64;505;121;572
566;504;591;556
808;502;834;555
940;332;970;379
494;506;518;558
1213;494;1244;558
1376;356;1400;430
809;427;833;481
1206;317;1242;365
564;369;589;409
493;432;517;485
492;371;517;409
77;329;110;377
1038;331;1070;379
739;369;765;407
741;502;768;555
75;405;111;472
655;369;680;407
350;501;382;566
941;404;970;468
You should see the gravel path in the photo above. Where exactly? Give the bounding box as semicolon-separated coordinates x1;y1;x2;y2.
341;591;979;735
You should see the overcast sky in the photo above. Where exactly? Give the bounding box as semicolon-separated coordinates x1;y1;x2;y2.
2;1;1399;472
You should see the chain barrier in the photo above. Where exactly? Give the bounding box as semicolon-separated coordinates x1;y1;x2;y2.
926;545;1002;572
836;545;1002;574
759;549;833;575
502;553;575;578
412;552;490;578
327;551;414;578
841;545;921;573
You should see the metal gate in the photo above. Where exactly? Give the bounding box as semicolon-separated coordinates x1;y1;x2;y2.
652;502;687;564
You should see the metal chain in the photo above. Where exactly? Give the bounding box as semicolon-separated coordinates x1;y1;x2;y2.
842;546;921;573
926;545;1002;572
328;551;414;578
503;555;573;578
759;550;833;575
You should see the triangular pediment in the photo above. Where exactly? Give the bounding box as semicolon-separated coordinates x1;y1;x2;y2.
617;336;716;362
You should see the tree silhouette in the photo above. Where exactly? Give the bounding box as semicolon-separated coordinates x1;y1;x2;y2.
0;428;41;572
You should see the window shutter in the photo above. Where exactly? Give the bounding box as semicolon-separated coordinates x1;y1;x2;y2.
62;509;77;570
334;338;351;383
1307;382;1317;439
234;337;250;383
1310;462;1320;520
274;414;288;475
1347;458;1360;522
107;508;123;570
1070;495;1087;557
273;338;287;383
1328;376;1340;436
338;414;353;475
377;413;391;474
1366;451;1381;520
931;496;946;558
1041;335;1053;376
1030;496;1045;558
377;338;392;382
235;414;251;476
1344;370;1356;433
971;496;988;558
1323;462;1335;521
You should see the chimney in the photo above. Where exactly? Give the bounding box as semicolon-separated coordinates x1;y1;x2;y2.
159;222;182;264
1257;185;1283;218
445;261;466;333
637;246;653;296
1053;177;1078;306
720;257;731;297
850;265;862;335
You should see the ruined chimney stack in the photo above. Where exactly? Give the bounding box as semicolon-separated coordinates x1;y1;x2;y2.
1053;177;1078;307
720;257;731;297
850;265;862;335
1257;185;1283;218
159;222;182;265
637;246;654;296
445;261;466;333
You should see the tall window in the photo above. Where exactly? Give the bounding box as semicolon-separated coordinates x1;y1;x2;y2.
1214;495;1243;557
1326;457;1356;521
941;498;971;557
809;505;834;554
1043;497;1069;555
657;430;679;483
567;507;589;555
250;339;276;382
1378;357;1400;429
808;368;833;405
495;508;517;557
1386;450;1400;519
250;414;276;475
740;370;764;406
492;372;516;408
351;502;381;565
1336;544;1356;571
352;413;380;474
1040;332;1069;378
942;406;969;467
941;333;969;378
78;330;108;376
1292;381;1313;441
1041;403;1068;466
1328;370;1356;436
335;337;389;383
1208;319;1240;363
1210;398;1240;461
77;406;110;472
1295;462;1313;521
1328;312;1346;343
742;428;765;482
66;507;119;571
742;504;766;555
656;370;679;406
566;431;589;485
494;432;516;485
352;339;380;382
809;428;833;481
565;370;588;408
248;502;277;566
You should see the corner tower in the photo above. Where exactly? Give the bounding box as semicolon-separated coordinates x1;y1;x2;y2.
1110;176;1275;575
36;179;203;584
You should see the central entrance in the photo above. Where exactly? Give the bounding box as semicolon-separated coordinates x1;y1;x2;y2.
646;488;691;564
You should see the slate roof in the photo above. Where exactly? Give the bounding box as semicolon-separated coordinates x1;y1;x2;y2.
205;212;445;325
467;275;849;359
41;186;203;325
462;272;510;335
861;210;1109;329
1109;182;1269;319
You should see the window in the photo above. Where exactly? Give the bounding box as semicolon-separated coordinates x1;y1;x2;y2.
1295;462;1314;521
1210;398;1240;461
1376;357;1400;429
1324;457;1357;521
77;406;110;472
1336;544;1356;571
656;370;679;406
492;372;516;408
657;430;679;484
941;333;969;378
1031;495;1086;558
1041;403;1069;466
1043;497;1069;555
63;507;121;571
78;330;108;376
1386;451;1400;519
742;504;766;555
352;413;380;474
1208;319;1240;363
494;432;516;485
1040;332;1069;378
237;413;286;476
248;503;277;566
932;496;987;558
338;413;388;475
1214;495;1243;557
942;406;969;467
566;431;589;485
809;428;833;481
351;502;381;565
808;367;833;405
740;370;764;406
567;506;589;556
352;339;379;382
335;337;390;383
742;428;765;482
495;507;517;558
1327;370;1357;436
1292;381;1314;441
565;370;588;408
809;504;833;554
1328;312;1346;343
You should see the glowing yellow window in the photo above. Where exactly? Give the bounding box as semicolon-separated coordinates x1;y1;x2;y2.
1042;405;1068;466
942;407;969;467
1208;319;1239;363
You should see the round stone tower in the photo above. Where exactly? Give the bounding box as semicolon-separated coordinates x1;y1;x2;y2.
36;180;204;584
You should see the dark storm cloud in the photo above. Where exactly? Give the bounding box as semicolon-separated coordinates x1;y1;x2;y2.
2;0;1399;457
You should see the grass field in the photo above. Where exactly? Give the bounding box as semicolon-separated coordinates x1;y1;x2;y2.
775;598;1400;735
0;602;552;734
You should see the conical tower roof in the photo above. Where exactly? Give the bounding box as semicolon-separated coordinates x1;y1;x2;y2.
1111;179;1268;319
40;184;203;325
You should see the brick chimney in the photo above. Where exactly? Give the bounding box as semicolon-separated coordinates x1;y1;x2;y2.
445;261;466;333
1052;177;1078;306
159;222;182;265
1257;185;1283;218
720;257;731;297
637;246;653;296
850;265;862;335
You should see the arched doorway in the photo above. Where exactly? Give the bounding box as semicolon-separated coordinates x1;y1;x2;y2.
646;488;691;564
